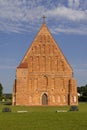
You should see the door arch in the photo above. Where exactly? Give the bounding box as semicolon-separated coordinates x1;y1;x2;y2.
42;93;48;105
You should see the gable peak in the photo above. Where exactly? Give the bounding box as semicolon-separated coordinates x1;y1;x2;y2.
37;21;51;37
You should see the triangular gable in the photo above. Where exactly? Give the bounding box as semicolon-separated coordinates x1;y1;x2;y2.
18;22;73;73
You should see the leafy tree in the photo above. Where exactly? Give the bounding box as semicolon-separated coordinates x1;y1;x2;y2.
0;83;3;100
77;84;87;102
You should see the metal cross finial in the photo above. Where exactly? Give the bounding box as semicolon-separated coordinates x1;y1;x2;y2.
42;15;47;23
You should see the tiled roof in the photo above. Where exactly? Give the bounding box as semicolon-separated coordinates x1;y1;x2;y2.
17;62;28;68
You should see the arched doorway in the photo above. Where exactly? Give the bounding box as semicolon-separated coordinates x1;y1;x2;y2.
42;93;48;105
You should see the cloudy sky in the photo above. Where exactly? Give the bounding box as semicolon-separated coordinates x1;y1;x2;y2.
0;0;87;93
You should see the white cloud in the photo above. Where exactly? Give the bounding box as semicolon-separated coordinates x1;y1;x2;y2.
0;0;87;35
51;25;87;35
75;0;80;8
68;0;74;7
68;0;80;8
46;6;87;22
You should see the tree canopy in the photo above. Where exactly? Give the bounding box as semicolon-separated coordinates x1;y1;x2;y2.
0;83;3;100
77;84;87;102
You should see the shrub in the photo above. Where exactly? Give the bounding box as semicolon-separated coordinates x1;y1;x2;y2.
4;102;12;105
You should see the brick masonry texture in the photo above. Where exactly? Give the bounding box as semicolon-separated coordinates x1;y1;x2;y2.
12;22;78;106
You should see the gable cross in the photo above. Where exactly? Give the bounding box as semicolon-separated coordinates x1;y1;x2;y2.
42;15;47;23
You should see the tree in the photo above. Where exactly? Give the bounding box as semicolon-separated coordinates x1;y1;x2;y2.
0;83;3;100
77;84;87;102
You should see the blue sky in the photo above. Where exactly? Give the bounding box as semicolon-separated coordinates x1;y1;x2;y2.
0;0;87;93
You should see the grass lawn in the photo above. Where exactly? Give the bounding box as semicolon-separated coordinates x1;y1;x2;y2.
0;103;87;130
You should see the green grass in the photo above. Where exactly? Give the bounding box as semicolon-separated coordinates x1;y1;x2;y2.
0;103;87;130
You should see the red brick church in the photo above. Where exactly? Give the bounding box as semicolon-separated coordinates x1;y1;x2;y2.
12;21;78;106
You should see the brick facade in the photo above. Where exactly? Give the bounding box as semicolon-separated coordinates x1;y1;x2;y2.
12;22;78;106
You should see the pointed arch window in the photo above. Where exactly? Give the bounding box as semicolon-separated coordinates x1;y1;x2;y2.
42;93;48;105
